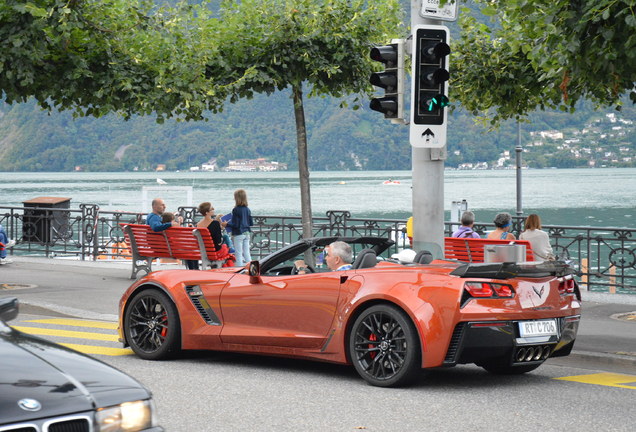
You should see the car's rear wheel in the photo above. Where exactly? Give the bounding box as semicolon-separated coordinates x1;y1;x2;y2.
480;363;542;375
348;304;421;387
124;289;181;360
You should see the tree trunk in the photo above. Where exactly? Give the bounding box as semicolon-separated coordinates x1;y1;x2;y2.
292;83;313;242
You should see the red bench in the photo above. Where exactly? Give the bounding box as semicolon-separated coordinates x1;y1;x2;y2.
121;224;234;279
444;237;534;263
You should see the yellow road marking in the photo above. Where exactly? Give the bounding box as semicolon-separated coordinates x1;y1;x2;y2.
24;318;118;330
59;343;133;356
13;326;119;342
555;372;636;389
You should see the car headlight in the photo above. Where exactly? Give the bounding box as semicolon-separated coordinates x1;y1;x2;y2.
96;399;157;432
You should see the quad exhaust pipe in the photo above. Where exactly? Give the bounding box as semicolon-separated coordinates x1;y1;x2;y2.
515;345;552;363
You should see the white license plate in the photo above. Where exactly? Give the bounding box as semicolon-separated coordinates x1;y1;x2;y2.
519;319;558;337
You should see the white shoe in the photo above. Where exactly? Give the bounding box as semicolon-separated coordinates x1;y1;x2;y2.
5;240;15;248
0;258;12;265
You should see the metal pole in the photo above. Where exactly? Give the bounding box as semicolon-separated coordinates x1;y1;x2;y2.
515;121;523;217
411;0;445;258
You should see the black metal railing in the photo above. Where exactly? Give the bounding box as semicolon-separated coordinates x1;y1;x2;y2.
1;205;634;294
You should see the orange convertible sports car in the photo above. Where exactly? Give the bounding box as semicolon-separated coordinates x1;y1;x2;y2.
118;237;581;387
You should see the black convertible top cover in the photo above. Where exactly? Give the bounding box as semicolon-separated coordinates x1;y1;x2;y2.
450;260;576;279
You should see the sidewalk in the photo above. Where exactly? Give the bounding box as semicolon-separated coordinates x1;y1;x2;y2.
2;256;635;371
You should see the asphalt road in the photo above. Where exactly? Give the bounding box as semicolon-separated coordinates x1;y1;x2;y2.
111;357;633;432
10;308;636;431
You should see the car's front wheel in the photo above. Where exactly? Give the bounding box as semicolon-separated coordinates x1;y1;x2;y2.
124;289;181;360
348;304;421;387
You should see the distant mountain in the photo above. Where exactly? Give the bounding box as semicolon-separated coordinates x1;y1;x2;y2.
1;89;634;172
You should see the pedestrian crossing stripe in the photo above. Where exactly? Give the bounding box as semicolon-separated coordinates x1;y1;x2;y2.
25;318;118;330
13;326;120;342
13;319;131;357
555;372;636;389
59;342;133;356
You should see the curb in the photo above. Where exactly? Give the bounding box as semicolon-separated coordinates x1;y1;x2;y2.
20;299;119;322
580;290;636;306
565;350;636;370
10;255;180;271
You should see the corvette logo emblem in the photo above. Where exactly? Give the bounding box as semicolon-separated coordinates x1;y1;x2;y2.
533;285;546;298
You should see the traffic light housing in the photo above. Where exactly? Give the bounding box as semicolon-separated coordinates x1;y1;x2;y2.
410;25;450;148
369;39;405;123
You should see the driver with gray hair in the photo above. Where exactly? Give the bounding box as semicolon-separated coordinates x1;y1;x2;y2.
294;240;353;273
325;241;353;270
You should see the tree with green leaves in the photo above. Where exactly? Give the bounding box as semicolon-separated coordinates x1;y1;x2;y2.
0;0;257;121
209;0;404;240
453;0;636;126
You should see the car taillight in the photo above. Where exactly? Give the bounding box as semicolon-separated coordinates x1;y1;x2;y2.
464;282;493;297
558;276;576;294
464;282;514;299
492;284;513;297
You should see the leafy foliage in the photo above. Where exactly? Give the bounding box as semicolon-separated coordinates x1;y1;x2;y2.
0;0;402;120
211;0;403;101
453;0;636;125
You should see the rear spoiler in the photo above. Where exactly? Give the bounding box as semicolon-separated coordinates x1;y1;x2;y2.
450;261;577;279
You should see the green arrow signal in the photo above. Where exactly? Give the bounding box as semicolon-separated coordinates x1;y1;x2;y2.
427;95;449;112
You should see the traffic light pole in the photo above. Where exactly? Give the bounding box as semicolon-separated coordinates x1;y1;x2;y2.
411;1;446;257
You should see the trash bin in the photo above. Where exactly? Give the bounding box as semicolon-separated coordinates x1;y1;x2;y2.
484;244;526;263
23;197;71;244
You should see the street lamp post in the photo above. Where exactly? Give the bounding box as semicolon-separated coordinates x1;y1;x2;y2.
515;121;523;217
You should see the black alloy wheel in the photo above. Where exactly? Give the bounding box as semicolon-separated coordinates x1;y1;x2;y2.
124;289;181;360
349;304;421;387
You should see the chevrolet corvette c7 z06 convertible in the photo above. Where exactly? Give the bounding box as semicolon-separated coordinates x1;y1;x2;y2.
118;237;581;387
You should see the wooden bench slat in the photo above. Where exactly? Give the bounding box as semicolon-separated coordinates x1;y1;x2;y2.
121;223;234;278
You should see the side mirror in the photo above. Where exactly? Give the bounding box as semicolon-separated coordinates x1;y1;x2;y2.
0;297;19;323
248;261;262;284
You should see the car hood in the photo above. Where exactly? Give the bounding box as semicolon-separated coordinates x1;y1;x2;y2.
0;326;150;424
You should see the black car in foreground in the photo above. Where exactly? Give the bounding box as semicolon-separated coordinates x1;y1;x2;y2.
0;297;162;432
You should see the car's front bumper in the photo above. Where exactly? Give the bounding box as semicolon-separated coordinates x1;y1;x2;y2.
442;315;580;367
0;412;164;432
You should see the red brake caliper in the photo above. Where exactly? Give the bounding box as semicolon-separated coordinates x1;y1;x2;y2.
369;333;377;359
160;312;168;337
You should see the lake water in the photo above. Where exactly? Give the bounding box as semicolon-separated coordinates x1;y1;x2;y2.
0;168;634;228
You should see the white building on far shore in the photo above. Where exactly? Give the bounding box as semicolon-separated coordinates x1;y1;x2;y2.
225;158;287;172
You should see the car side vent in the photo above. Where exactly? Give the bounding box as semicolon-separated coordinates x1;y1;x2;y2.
48;418;90;432
185;285;221;325
443;322;466;364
